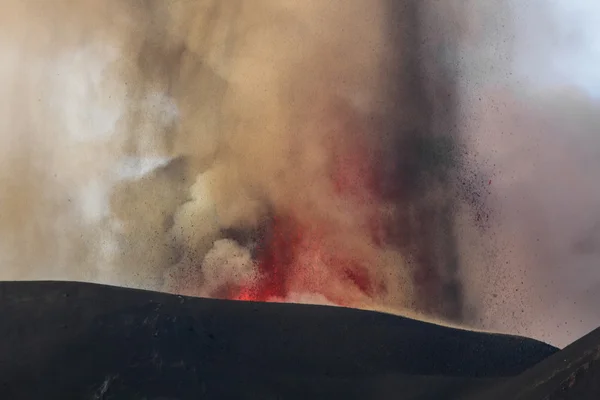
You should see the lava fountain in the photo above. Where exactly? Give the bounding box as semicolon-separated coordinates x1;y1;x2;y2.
230;102;397;309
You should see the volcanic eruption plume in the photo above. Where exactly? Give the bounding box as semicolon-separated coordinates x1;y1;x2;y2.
0;0;448;316
157;1;416;311
5;0;600;348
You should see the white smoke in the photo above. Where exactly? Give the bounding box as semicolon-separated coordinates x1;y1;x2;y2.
165;238;260;298
0;1;184;288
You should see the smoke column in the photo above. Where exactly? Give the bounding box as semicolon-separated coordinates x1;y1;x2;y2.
0;1;421;315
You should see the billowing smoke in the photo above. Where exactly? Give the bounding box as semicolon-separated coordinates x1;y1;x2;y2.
0;1;416;314
3;0;599;348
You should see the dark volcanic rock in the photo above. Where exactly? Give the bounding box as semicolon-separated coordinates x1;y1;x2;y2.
0;281;562;399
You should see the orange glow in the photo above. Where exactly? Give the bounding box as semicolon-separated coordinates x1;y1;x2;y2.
233;286;259;302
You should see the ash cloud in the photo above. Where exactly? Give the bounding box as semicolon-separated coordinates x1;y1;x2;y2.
4;0;598;347
0;1;413;311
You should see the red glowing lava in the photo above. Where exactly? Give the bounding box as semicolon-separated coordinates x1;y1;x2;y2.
234;286;259;302
233;112;387;306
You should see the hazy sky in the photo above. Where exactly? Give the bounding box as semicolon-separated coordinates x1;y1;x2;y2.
456;0;600;347
512;0;600;96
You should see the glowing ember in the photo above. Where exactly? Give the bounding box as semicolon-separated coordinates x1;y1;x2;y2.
233;286;259;302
